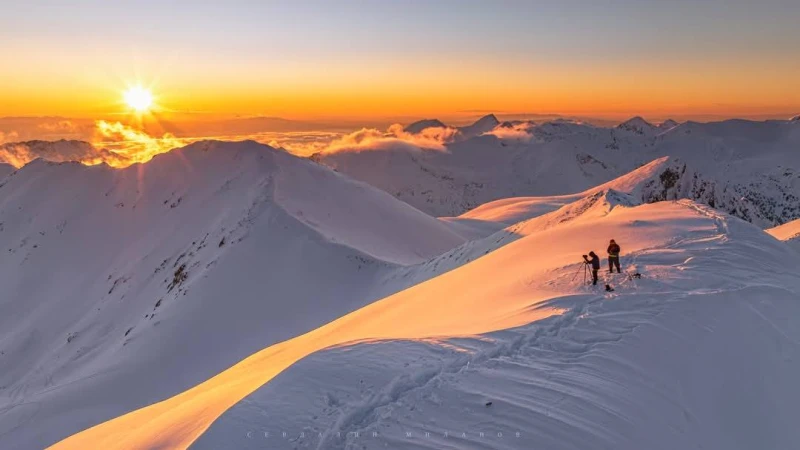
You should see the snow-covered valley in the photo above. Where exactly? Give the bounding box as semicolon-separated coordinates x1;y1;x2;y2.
1;137;799;449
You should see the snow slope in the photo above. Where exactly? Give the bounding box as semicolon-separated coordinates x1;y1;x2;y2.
50;191;800;449
0;163;13;179
448;156;673;227
315;118;800;227
768;219;800;251
768;218;800;242
0;140;467;449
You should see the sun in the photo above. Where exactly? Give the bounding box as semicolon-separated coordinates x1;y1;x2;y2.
123;86;153;112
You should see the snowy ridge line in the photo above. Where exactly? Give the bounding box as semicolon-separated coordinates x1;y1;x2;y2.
202;236;800;449
52;195;800;449
0;141;471;449
312;210;763;447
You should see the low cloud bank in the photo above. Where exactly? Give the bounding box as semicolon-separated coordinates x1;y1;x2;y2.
0;120;489;168
92;121;185;166
307;123;459;155
483;122;536;142
0;121;186;168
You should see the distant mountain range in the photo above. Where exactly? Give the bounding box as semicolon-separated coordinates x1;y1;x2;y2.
315;115;800;228
2;115;799;228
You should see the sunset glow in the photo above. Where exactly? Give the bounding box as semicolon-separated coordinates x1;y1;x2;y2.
123;86;153;113
1;1;798;128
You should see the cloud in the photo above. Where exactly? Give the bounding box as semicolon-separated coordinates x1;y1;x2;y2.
310;123;460;155
0;139;104;168
0;121;185;168
483;122;536;142
0;142;34;168
92;120;186;167
0;119;468;169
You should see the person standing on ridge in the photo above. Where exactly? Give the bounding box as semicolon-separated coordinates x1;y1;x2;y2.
608;239;621;273
583;251;600;285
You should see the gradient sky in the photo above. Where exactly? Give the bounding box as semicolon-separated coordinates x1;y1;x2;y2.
2;0;799;121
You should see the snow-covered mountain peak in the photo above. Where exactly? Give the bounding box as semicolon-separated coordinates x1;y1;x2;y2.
403;118;448;134
467;114;499;128
457;114;501;139
659;119;679;130
616;116;657;135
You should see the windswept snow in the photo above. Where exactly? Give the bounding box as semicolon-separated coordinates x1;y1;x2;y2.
49;190;800;450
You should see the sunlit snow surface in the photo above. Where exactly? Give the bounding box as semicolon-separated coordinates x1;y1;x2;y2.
0;140;798;449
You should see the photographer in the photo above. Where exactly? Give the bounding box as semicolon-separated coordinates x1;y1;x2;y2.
583;251;600;286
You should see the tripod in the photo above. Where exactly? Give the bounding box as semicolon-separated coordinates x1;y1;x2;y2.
571;260;590;285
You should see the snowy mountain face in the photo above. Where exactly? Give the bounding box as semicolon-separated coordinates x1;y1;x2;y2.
46;182;800;450
402;115;500;140
315;118;800;228
457;114;500;138
0;141;469;449
616;116;658;136
2;137;800;449
659;119;679;131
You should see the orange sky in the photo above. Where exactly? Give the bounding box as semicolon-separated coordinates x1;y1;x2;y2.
2;56;799;122
2;1;799;124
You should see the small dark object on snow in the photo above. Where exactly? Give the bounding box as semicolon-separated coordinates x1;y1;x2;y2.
605;284;614;292
485;401;493;407
631;273;642;279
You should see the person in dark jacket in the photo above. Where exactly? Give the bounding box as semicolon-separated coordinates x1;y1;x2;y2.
607;239;621;273
583;251;600;285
